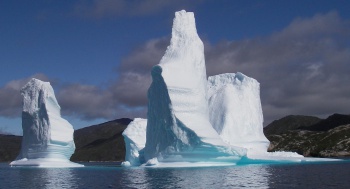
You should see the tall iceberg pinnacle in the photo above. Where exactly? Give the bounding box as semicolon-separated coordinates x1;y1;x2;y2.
143;10;246;165
121;10;336;166
207;73;270;154
10;78;83;167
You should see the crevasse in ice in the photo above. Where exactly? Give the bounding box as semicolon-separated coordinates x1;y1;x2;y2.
10;78;83;167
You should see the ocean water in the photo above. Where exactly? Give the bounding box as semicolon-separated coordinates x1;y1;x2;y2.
1;160;350;189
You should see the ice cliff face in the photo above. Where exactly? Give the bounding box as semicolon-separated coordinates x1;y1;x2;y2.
207;73;270;153
10;78;82;167
143;10;246;164
122;118;147;166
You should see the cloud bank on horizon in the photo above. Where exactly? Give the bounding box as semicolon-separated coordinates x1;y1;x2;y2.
1;1;350;132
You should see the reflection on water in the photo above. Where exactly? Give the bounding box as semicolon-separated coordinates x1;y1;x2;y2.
120;168;149;188
119;165;271;188
40;169;77;189
4;167;78;189
222;165;270;188
266;162;350;188
1;161;350;188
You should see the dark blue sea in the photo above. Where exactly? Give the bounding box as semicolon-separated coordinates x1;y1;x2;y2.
1;160;350;189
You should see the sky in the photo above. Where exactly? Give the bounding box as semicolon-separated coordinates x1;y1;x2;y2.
1;0;350;135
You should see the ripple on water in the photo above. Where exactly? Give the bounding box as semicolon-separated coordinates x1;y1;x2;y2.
1;161;350;188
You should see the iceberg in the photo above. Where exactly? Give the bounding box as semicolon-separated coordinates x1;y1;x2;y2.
121;10;340;167
122;118;147;166
207;73;270;154
142;10;246;166
207;73;305;161
10;78;83;167
206;73;333;162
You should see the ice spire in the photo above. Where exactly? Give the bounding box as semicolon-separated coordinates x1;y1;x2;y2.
143;10;246;165
10;78;82;167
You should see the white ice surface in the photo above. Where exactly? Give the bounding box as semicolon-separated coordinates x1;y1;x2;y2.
10;158;83;168
10;78;83;167
208;73;270;153
241;151;341;163
122;118;147;166
138;152;341;168
145;157;159;166
143;10;246;165
141;161;238;168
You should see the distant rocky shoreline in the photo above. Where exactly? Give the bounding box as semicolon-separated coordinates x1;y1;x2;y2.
265;114;350;157
1;114;350;162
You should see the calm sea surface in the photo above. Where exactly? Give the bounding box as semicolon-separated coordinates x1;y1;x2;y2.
1;160;350;189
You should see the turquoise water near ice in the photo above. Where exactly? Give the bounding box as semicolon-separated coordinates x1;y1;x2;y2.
1;160;350;188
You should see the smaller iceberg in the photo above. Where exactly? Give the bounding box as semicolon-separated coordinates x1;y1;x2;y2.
207;73;270;154
122;118;147;166
207;73;338;163
10;78;83;167
207;73;301;161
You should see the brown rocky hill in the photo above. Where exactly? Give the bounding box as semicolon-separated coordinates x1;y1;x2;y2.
266;114;350;157
70;118;132;162
0;134;22;162
263;115;321;136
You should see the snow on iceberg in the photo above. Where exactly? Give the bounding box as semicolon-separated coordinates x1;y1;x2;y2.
207;73;270;154
122;118;147;166
10;78;83;167
142;10;246;166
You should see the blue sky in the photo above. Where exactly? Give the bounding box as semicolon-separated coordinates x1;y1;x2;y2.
1;0;350;135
